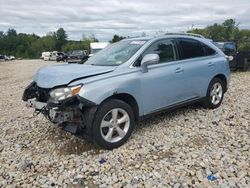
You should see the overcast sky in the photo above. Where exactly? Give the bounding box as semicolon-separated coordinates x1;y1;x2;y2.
0;0;249;41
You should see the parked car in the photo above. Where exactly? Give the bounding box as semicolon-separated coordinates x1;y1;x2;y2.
214;42;237;68
41;52;51;61
0;55;15;61
56;52;68;62
23;33;231;149
67;50;88;64
0;54;5;61
9;56;15;60
214;41;250;70
41;51;67;62
48;51;59;61
4;55;10;61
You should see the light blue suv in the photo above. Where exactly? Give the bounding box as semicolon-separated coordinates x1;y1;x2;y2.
23;33;231;149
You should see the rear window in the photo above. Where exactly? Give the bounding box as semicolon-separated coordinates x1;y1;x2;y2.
224;43;236;50
178;38;205;59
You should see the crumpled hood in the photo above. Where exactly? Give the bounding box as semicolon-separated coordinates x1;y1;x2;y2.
34;64;115;88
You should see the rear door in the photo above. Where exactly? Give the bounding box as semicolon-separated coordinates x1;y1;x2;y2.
176;38;218;98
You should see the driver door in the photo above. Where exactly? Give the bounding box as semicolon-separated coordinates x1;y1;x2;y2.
140;39;187;115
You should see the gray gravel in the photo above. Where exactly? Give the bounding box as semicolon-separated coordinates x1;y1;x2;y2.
0;60;249;187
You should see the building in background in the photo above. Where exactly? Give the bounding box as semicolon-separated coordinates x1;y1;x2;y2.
89;42;109;57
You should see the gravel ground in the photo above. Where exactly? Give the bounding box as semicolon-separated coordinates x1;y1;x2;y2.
0;60;249;187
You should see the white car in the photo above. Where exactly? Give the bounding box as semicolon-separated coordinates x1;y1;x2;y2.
4;55;10;61
49;51;59;61
9;56;15;60
41;52;51;61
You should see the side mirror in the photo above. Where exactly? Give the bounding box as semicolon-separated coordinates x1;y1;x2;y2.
141;54;159;73
226;55;234;61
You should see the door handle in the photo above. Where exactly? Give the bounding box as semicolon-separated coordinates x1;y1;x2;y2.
175;67;184;73
208;62;214;67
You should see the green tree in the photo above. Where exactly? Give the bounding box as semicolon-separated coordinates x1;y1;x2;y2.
188;19;239;41
81;34;99;52
62;41;84;52
40;34;57;51
4;29;18;55
206;23;226;41
110;34;126;43
222;19;238;40
188;19;250;51
55;28;67;51
0;31;4;38
7;29;17;37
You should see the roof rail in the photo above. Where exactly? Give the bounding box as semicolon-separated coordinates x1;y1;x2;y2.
165;33;205;38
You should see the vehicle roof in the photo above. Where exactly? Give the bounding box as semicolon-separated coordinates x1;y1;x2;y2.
123;34;210;43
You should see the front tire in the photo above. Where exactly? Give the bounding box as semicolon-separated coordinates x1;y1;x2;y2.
92;99;135;149
203;77;224;109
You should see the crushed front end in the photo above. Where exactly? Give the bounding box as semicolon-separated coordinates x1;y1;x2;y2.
22;81;96;136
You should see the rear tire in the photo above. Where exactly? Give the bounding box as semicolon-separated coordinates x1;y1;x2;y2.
203;77;224;109
92;99;135;149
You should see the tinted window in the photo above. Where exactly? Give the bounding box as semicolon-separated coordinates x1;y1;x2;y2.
178;38;205;59
224;43;236;50
203;44;216;56
143;39;177;63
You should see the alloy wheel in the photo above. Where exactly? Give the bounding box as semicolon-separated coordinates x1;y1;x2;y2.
100;108;130;143
210;82;223;105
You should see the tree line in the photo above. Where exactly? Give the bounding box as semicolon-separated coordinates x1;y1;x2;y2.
187;19;250;51
0;19;250;59
0;28;99;59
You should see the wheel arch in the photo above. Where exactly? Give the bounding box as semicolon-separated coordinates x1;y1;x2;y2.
100;93;140;123
213;74;228;92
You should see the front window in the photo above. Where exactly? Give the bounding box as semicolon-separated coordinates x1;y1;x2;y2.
91;49;102;54
85;40;146;66
143;39;177;63
71;50;85;56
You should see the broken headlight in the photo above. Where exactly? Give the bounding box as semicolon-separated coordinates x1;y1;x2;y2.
49;84;82;103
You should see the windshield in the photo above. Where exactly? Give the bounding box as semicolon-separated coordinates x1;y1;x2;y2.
214;42;224;50
71;50;84;56
91;49;102;54
85;40;146;66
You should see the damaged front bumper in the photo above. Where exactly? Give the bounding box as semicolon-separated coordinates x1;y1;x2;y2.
23;82;97;135
26;99;75;124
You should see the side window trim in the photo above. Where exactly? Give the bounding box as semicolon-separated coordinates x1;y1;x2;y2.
172;39;180;60
175;38;183;61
